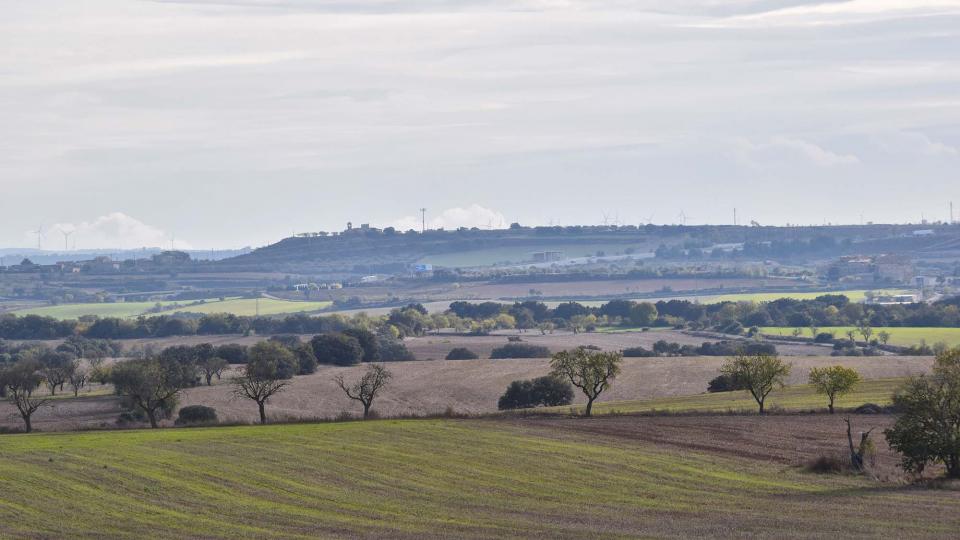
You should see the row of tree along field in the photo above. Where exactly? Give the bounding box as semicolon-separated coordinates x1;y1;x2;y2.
0;330;411;431
2;293;960;342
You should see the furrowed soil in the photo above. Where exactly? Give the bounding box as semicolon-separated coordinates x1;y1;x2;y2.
0;416;957;538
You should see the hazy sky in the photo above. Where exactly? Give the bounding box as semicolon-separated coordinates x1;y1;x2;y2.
2;0;959;249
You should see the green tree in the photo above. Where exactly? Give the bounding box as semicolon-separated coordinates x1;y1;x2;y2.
877;330;892;345
108;357;195;428
0;360;49;433
720;352;791;414
885;348;960;478
310;334;363;366
232;342;294;424
808;365;861;413
629;303;658;326
334;364;392;419
550;348;622;417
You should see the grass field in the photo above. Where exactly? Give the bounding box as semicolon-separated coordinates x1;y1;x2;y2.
10;300;198;320
1;418;958;538
761;327;960;347
677;289;910;304
152;298;332;317
11;298;332;320
547;378;905;415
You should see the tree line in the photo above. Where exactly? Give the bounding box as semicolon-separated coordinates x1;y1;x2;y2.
2;295;958;342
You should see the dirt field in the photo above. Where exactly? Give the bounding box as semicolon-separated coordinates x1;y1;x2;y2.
4;355;932;431
404;329;832;359
501;413;911;480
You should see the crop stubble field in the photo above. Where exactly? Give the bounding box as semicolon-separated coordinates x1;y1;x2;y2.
2;354;932;431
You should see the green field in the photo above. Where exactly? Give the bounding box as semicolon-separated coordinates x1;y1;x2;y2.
11;298;332;320
0;417;956;538
10;300;205;320
677;289;910;304
152;298;332;317
547;378;905;416
761;327;960;348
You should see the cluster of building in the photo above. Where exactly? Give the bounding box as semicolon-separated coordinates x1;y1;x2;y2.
0;251;192;275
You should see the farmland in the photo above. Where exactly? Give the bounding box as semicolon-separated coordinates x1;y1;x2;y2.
761;327;960;348
5;354;932;431
546;378;905;415
1;417;958;538
9;298;332;320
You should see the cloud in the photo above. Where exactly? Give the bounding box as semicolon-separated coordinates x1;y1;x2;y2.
734;136;860;167
393;204;507;231
873;132;959;157
41;212;191;251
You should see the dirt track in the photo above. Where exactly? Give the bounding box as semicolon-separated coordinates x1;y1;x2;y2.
3;355;932;431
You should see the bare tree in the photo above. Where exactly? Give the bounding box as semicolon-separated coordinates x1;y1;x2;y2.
334;364;392;419
550;348;622;417
844;418;874;472
1;361;50;433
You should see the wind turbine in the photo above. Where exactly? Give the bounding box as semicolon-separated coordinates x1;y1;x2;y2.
32;226;44;250
57;228;74;251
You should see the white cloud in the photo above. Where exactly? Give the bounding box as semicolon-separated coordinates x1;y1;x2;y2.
873;132;959;157
41;212;191;251
393;204;507;231
734;137;860;167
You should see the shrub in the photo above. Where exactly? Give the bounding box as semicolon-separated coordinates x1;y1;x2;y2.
815;332;835;343
377;335;415;361
175;405;218;426
622;346;656;357
445;347;479;360
707;373;743;393
806;454;848;474
507;336;523;342
215;344;248;364
497;376;574;410
490;343;551;359
310;334;363;366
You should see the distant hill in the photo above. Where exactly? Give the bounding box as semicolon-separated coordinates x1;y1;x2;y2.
218;223;960;273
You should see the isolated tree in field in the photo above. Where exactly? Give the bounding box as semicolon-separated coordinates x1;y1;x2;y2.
885;348;960;478
720;352;791;414
334;364;392;419
0;360;49;433
877;330;892;346
232;342;294;424
550;348;622;417
857;321;873;346
808;325;819;339
109;357;195;428
809;366;861;414
845;329;858;346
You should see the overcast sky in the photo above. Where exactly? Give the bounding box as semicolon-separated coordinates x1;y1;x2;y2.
2;0;959;250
